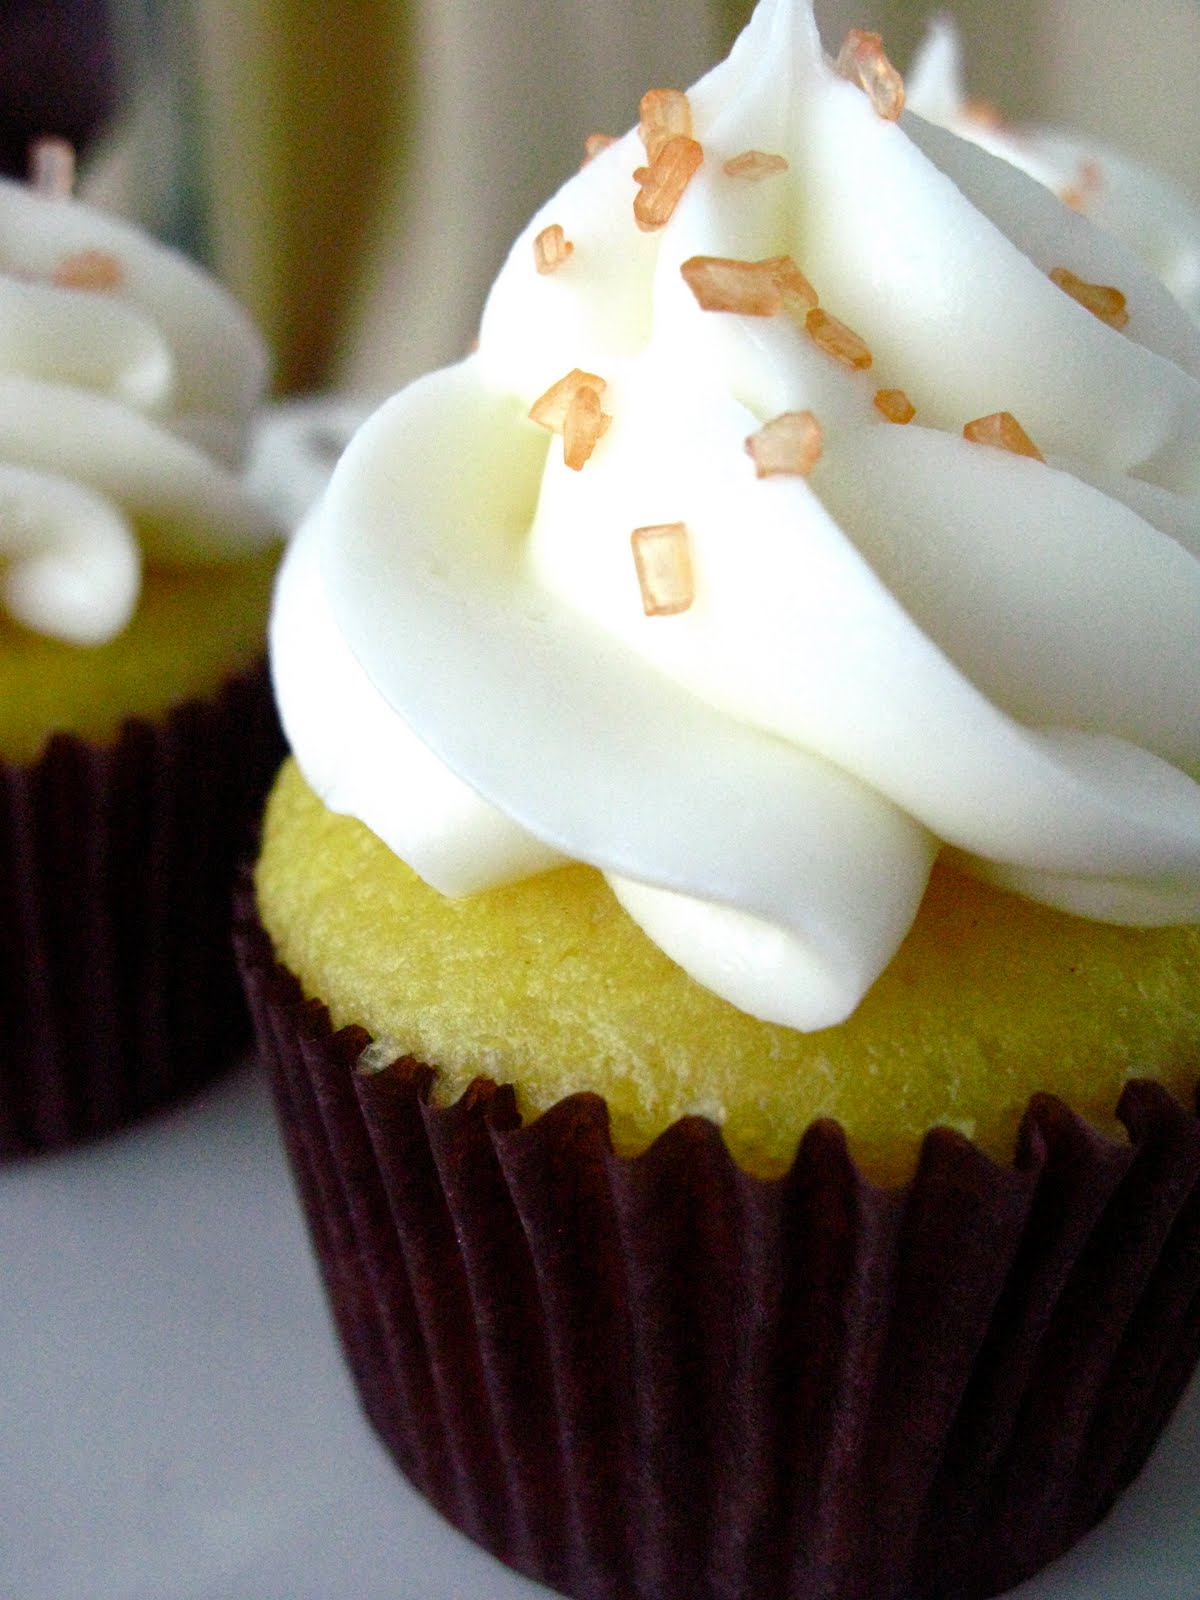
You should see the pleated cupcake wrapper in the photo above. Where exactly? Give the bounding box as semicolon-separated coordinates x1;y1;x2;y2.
236;900;1200;1600
0;665;282;1157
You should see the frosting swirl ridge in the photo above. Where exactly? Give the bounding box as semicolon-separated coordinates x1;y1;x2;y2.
274;0;1200;1029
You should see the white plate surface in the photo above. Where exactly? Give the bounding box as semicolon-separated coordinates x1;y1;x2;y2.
2;1061;1197;1600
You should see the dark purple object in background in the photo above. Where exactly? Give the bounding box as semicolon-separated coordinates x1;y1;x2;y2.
0;0;117;178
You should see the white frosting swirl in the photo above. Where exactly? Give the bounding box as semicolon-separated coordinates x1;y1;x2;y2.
274;0;1200;1030
0;177;277;646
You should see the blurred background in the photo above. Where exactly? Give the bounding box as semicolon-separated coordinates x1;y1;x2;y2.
19;0;1200;397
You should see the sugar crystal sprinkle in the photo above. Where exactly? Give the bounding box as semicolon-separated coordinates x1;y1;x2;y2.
1049;266;1129;329
874;388;915;424
534;223;574;275
723;149;789;181
835;30;905;121
634;135;704;231
806;307;872;370
1059;158;1102;212
631;523;694;616
583;132;616;165
964;99;1004;129
764;255;818;315
963;411;1045;462
681;255;783;316
529;369;608;433
639;89;692;163
53;249;125;292
745;411;824;478
28;136;75;198
562;383;610;470
680;254;816;318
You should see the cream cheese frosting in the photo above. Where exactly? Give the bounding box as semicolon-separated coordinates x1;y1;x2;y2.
273;0;1200;1030
0;175;277;646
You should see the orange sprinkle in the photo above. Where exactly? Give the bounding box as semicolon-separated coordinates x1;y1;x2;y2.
763;255;818;315
533;223;574;275
1049;266;1129;330
963;411;1045;462
745;412;824;478
52;248;125;292
1060;158;1102;212
583;132;616;165
723;149;789;181
874;388;915;424
633;135;704;231
805;307;872;370
680;255;783;316
835;30;905;121
28;136;75;198
679;254;816;318
631;523;694;616
964;98;1004;129
639;89;692;163
562;384;609;470
529;368;608;433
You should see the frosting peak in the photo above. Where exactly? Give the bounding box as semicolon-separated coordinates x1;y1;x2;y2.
274;0;1200;1029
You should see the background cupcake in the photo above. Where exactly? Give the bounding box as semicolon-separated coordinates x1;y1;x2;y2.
0;155;282;1157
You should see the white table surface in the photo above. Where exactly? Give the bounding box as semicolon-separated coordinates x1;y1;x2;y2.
3;1060;1197;1600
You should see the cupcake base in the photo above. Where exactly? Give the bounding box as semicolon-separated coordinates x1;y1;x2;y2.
0;665;282;1158
236;897;1200;1600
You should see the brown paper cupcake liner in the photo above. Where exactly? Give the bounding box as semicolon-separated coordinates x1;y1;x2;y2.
0;664;283;1157
235;896;1200;1600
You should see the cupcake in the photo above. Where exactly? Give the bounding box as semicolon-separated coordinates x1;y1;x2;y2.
237;3;1200;1596
0;153;283;1156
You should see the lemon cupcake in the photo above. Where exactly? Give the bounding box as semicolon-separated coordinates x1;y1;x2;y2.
0;158;282;1155
239;3;1200;1595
